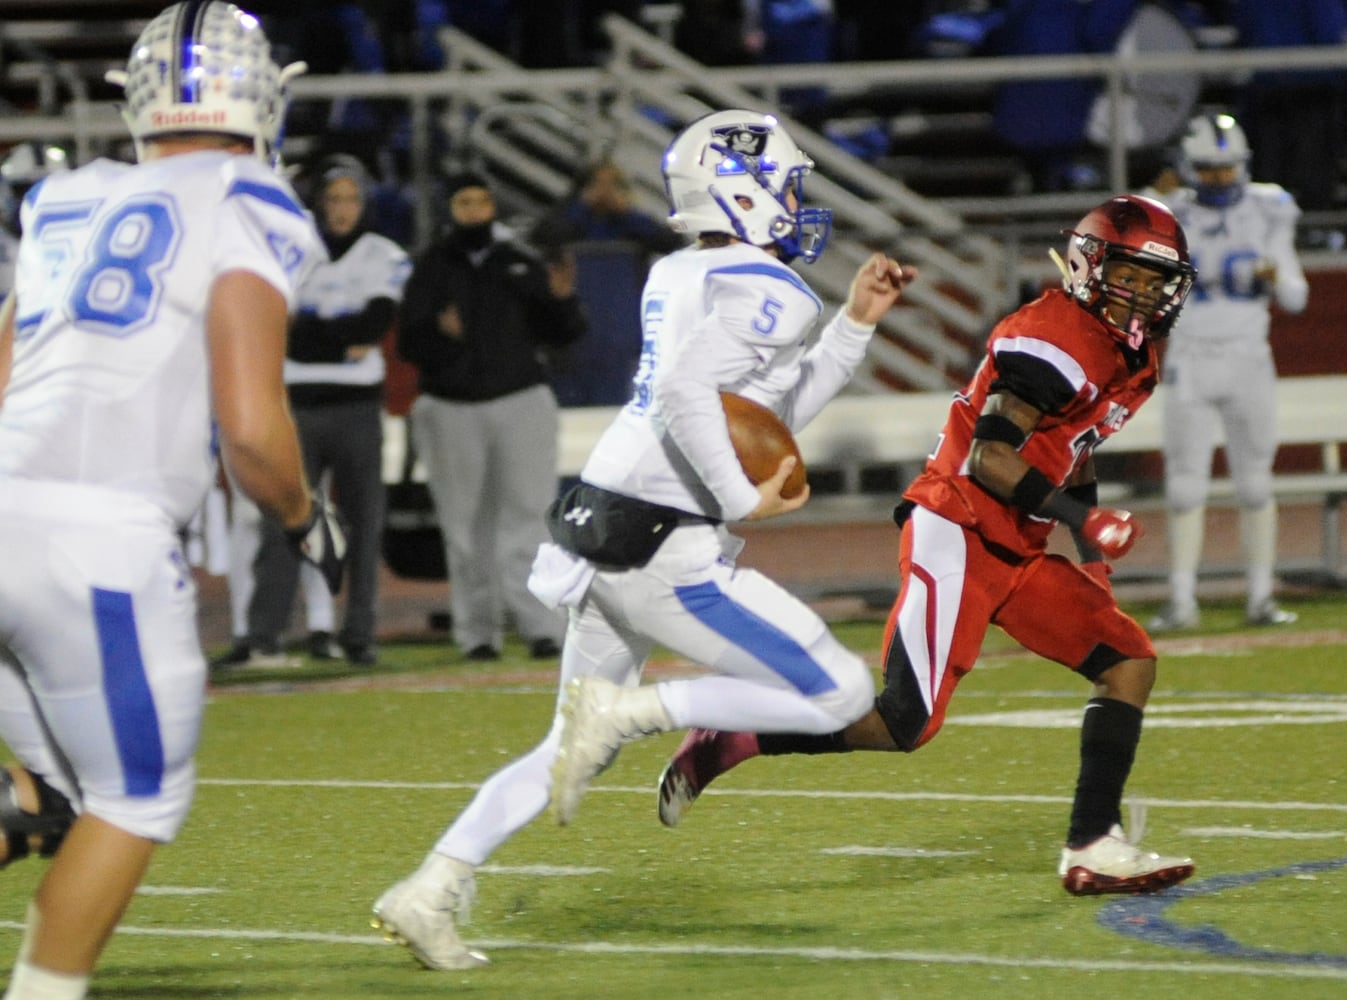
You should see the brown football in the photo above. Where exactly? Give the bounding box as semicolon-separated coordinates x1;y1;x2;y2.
720;392;808;499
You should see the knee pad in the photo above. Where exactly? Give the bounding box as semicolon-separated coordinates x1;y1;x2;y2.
0;767;76;866
1166;471;1209;513
1234;472;1273;510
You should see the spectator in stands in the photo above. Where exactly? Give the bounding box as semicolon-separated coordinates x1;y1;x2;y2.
1229;0;1347;211
675;0;766;65
397;171;585;661
985;0;1141;191
532;159;685;406
1147;113;1309;631
532;159;684;266
246;154;412;667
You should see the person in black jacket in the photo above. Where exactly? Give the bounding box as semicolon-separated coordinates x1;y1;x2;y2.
398;171;586;660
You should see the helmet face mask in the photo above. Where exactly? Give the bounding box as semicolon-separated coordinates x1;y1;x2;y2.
106;1;306;165
1062;195;1195;347
1179;113;1249;208
662;110;833;263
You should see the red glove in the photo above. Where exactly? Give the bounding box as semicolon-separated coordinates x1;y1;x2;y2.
1081;560;1113;591
1081;508;1142;559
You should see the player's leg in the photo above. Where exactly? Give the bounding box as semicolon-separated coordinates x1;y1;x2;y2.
1220;353;1294;624
1155;359;1218;630
998;555;1193;894
657;508;996;826
557;524;876;825
0;492;205;991
373;601;652;969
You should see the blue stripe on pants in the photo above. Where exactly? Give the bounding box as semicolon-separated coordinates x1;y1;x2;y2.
673;580;837;696
92;588;164;796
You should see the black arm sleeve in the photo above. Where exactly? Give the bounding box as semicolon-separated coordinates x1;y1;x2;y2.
988;350;1078;415
396;253;456;369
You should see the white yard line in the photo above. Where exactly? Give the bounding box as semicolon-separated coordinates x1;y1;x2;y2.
0;920;1342;981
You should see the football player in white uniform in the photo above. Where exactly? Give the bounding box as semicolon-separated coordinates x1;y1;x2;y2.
0;4;342;997
1148;113;1309;630
371;109;914;971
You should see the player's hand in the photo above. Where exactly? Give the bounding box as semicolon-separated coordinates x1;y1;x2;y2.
286;492;349;594
744;455;811;521
844;252;917;326
1081;560;1113;592
1081;508;1142;559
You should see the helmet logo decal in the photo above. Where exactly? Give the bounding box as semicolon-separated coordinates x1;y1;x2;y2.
713;124;770;158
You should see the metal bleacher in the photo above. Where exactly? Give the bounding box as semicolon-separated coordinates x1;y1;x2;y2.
5;11;1347;392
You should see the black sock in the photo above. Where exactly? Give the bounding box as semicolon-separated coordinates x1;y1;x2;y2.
1066;697;1143;848
757;731;851;756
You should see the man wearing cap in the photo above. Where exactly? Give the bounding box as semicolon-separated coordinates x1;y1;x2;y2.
397;172;586;660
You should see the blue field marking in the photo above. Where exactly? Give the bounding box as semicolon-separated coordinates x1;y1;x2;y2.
1099;857;1347;966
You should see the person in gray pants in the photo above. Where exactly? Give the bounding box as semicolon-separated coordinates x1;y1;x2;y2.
397;172;586;660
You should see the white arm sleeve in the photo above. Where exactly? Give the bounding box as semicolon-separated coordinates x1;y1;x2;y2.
779;309;874;432
1267;199;1308;315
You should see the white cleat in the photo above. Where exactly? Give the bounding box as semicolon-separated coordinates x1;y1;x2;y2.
1059;824;1194;896
371;870;488;971
551;677;628;826
551;676;671;826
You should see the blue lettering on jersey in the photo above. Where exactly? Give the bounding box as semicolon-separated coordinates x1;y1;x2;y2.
629;294;666;414
266;230;306;276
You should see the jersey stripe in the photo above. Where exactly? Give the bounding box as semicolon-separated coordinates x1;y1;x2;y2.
993;336;1096;402
674;580;838;696
709;262;822;310
225;179;305;219
92;587;165;796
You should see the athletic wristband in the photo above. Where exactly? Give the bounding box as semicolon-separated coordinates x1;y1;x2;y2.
973;413;1027;448
1040;489;1091;531
1008;466;1055;514
1063;481;1099;507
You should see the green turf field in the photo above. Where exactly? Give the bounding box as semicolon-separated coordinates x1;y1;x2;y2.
3;595;1346;998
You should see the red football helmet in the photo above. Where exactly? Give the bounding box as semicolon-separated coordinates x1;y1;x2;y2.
1061;194;1195;346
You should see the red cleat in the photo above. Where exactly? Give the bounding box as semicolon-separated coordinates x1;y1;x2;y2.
656;729;759;827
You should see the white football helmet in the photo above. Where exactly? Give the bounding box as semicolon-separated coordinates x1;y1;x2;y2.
1179;113;1249;207
105;1;307;164
662;109;832;263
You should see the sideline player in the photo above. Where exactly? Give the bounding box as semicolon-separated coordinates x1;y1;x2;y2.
656;195;1200;897
1147;112;1308;631
371;109;914;970
0;4;343;997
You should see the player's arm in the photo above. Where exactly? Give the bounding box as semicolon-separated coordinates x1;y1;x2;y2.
207;270;311;530
969;391;1140;559
0;292;14;400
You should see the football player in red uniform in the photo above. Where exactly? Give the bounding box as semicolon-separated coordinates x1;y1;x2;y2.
658;194;1200;896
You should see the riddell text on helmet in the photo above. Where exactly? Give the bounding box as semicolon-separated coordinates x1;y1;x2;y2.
151;109;229;127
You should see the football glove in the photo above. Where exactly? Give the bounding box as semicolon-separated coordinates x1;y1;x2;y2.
286;492;348;594
1081;508;1141;560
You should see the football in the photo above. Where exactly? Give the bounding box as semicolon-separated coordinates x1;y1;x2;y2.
720;392;808;499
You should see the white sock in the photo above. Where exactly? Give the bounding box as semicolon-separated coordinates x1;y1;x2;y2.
3;961;88;1000
1167;506;1205;610
1241;503;1278;609
658;675;839;733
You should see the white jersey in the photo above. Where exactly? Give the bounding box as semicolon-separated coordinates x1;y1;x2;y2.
1161;183;1308;350
0;150;323;525
283;229;411;388
581;242;874;521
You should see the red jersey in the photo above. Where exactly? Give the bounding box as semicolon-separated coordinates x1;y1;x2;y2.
904;289;1158;557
